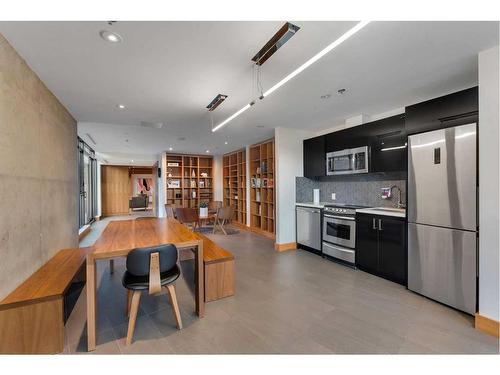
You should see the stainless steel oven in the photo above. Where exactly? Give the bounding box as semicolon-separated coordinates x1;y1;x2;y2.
323;212;356;248
326;146;370;175
322;205;361;265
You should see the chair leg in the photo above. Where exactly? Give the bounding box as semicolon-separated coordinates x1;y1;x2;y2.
166;284;183;329
109;259;114;274
126;289;132;317
220;219;228;235
212;218;217;234
126;291;142;345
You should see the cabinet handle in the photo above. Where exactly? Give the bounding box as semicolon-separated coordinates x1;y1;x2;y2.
378;219;383;231
372;218;377;230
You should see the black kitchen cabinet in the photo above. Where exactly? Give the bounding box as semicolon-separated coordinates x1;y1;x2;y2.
355;214;379;274
303;135;326;177
355;213;407;285
367;114;407;173
405;86;478;135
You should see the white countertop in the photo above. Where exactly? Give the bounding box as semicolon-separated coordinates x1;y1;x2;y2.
295;202;329;209
356;207;406;218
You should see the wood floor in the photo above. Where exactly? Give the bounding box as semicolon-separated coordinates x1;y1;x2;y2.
70;216;500;354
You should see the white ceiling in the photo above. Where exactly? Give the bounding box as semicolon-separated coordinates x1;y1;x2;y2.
0;21;498;164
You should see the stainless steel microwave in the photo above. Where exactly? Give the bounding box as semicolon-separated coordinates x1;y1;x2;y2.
326;146;370;175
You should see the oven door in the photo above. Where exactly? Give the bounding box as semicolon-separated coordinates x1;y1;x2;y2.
322;215;356;248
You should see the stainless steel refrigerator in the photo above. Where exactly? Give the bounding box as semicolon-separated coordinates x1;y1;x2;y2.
408;123;477;314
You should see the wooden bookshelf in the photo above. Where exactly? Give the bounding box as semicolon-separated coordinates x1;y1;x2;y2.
165;153;213;208
249;139;275;237
223;148;247;225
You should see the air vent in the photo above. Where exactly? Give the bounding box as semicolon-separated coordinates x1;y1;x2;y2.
140;121;164;129
206;94;228;111
252;22;300;66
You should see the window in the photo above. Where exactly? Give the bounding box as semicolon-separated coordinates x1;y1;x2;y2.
78;137;97;228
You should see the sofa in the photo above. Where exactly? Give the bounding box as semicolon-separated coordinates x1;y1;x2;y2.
129;195;148;211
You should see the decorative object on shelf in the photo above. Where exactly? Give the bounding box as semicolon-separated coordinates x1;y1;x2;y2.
201;172;208;178
256;167;261;174
251;177;256;187
199;180;205;188
256;191;260;202
268;178;274;188
256;178;261;188
199;201;208;217
190;180;197;188
175;192;182;199
261;161;267;173
167;180;180;188
263;178;268;188
191;169;196;178
192;190;196;198
167;162;179;167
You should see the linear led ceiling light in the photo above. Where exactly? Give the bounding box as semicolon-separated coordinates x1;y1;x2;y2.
212;20;370;132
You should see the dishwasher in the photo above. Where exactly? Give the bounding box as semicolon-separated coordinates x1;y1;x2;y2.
296;206;322;254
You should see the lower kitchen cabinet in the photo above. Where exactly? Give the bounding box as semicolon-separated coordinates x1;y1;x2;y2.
355;213;407;285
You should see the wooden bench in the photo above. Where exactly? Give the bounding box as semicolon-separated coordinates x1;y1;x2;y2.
0;247;92;354
197;233;235;302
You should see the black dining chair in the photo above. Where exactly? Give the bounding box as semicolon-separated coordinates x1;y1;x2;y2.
123;244;182;345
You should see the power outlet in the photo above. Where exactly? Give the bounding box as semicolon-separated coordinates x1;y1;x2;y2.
331;193;336;200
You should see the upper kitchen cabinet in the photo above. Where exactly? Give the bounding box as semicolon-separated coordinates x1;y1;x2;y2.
367;114;407;173
405;86;478;135
325;114;407;173
303;135;326;177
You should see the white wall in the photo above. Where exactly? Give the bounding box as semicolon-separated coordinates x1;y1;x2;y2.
213;154;223;201
275;127;315;245
478;45;499;322
157;153;166;218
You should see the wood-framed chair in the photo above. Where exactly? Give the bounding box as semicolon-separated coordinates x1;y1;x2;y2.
175;207;200;230
208;201;222;215
213;205;235;235
123;244;182;345
164;203;178;218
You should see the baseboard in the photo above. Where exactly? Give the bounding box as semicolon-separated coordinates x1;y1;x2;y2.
78;225;91;241
475;313;500;338
274;242;297;252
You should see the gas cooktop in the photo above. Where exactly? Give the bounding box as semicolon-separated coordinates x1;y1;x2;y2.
323;203;370;209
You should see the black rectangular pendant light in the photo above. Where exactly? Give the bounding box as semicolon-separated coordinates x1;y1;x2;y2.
252;22;300;66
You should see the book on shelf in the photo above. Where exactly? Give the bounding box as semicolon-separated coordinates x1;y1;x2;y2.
167;162;179;167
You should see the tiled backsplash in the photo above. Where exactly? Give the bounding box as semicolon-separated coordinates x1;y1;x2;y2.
296;172;407;207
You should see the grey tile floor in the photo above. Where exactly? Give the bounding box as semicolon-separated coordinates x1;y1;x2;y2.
70;215;499;354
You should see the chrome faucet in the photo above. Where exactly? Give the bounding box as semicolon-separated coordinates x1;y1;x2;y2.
390;185;405;209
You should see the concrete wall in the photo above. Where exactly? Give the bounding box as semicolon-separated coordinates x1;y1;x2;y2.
0;34;78;299
478;45;499;322
275;127;314;245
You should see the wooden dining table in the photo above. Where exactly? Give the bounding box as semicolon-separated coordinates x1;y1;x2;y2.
86;217;204;351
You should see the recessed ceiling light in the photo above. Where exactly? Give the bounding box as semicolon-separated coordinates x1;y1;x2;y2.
320;94;332;99
224;141;228;145
117;104;125;109
205;150;210;153
131;159;134;162
169;147;173;151
100;30;122;43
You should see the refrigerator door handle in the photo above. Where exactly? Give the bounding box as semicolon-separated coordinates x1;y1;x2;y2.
378;219;383;231
372;218;377;230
